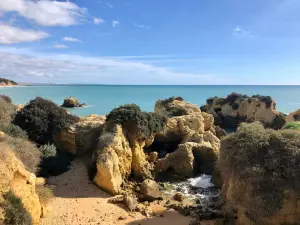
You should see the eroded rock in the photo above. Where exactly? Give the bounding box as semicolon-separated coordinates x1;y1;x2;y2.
140;179;161;202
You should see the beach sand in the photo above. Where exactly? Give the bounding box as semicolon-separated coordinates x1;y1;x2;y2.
40;159;194;225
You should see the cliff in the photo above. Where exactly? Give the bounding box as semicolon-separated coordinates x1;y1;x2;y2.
0;78;18;86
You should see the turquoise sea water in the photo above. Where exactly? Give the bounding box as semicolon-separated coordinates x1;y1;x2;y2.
1;85;300;116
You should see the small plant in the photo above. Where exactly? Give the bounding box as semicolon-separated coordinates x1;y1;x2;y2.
284;122;300;130
167;105;188;117
3;191;33;225
252;94;273;108
40;144;57;158
0;124;28;139
13;97;79;144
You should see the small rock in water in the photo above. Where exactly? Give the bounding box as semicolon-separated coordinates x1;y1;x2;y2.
174;192;184;202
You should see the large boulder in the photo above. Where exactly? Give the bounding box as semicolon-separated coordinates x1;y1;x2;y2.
203;93;286;129
0;142;47;224
93;124;153;195
54;114;105;155
286;109;300;122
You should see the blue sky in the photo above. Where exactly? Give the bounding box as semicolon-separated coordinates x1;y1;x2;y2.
0;0;300;84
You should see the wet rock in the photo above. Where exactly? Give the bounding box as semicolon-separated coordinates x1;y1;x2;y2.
140;179;162;202
173;192;184;202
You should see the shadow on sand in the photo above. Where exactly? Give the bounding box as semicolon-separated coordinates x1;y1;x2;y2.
46;158;111;199
126;210;194;225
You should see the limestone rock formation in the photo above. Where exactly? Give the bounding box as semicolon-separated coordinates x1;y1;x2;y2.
202;93;286;129
62;97;80;108
140;179;161;201
286;108;300;122
153;98;220;178
54;114;105;155
0;142;48;224
0;78;17;86
93;124;153;194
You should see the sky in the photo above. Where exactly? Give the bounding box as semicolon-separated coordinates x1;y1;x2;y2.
0;0;300;85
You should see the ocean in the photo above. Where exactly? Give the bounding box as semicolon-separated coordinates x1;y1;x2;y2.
1;85;300;116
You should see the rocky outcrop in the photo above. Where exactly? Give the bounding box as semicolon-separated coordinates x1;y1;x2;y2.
93;124;153;194
0;142;48;224
54;114;105;155
140;179;162;202
0;78;17;86
61;97;86;108
202;93;286;129
153;98;220;178
286;109;300;122
218;123;300;225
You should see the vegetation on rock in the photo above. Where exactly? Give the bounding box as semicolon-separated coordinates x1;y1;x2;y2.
0;95;12;103
219;122;300;220
0;97;16;124
156;97;188;117
106;104;165;138
3;191;33;225
36;185;54;206
1;135;41;174
283;122;300;130
13;97;79;145
0;124;28;139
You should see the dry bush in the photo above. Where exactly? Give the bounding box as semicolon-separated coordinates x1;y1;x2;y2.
0;97;16;124
2;136;41;174
3;191;32;225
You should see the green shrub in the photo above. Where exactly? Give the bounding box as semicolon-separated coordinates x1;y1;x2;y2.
106;104;165;138
0;97;16;124
40;144;57;158
283;122;300;130
3;136;41;174
219;122;300;218
13;97;79;145
0;95;12;103
0;123;28;139
36;185;53;205
3;191;33;225
166;105;188;117
252;94;273;108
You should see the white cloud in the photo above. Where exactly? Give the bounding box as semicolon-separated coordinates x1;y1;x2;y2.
233;26;252;37
53;44;69;49
63;37;82;42
134;23;150;29
112;20;120;27
0;24;48;44
94;17;104;25
107;2;113;8
0;47;220;84
0;0;87;26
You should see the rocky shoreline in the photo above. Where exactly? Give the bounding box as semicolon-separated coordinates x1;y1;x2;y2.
0;93;300;225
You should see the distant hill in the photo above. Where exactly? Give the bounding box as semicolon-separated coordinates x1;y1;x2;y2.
0;78;18;86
